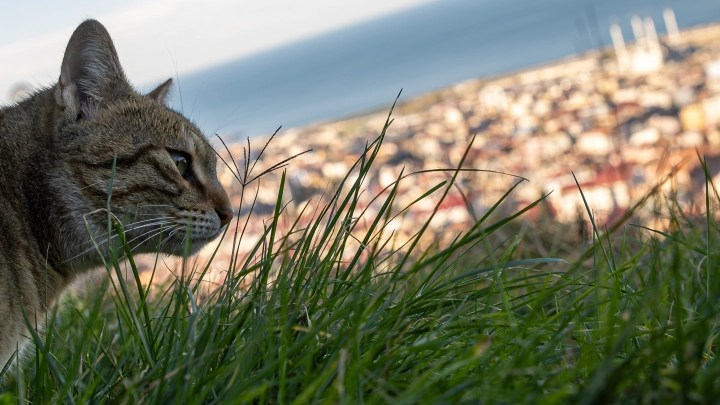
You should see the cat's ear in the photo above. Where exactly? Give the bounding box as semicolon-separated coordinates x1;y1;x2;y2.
147;78;173;105
56;19;131;121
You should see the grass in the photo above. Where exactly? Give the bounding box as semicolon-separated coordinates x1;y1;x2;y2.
2;101;720;404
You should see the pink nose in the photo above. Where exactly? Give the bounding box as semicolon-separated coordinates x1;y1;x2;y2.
216;207;233;227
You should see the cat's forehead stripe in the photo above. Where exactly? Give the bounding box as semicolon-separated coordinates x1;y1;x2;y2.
180;123;196;151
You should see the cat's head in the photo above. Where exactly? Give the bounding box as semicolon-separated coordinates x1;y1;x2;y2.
51;20;233;265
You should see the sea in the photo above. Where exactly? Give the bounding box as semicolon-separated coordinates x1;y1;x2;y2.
174;0;720;140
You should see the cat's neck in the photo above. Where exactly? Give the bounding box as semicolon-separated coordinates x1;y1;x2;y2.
0;87;81;307
1;88;84;278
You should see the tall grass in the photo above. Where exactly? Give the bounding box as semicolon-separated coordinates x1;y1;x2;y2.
2;101;720;404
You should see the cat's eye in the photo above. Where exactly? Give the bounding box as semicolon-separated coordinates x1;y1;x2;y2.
175;157;187;176
169;152;189;177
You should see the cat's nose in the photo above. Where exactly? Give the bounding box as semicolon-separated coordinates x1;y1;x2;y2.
216;207;233;228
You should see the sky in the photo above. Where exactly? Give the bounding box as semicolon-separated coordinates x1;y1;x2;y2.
0;0;435;104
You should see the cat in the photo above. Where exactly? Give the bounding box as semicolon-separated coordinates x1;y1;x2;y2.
0;19;233;370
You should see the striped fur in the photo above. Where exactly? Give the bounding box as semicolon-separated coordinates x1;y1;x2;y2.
0;20;233;369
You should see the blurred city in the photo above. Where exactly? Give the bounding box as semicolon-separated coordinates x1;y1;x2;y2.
176;11;720;284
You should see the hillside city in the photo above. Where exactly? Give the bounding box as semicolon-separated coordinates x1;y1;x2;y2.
154;15;720;284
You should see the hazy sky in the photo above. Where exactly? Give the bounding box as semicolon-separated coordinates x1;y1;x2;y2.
0;0;434;104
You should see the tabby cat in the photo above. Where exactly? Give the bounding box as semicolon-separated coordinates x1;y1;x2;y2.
0;20;233;369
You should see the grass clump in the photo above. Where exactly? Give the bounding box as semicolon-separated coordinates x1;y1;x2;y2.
2;100;720;404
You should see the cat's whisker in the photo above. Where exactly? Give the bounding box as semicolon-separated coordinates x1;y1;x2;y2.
123;223;176;246
166;227;184;241
125;217;174;229
137;204;174;209
89;225;181;262
130;226;183;254
158;228;184;250
112;226;182;261
62;220;175;263
70;215;168;250
75;219;174;248
72;181;111;193
62;245;101;264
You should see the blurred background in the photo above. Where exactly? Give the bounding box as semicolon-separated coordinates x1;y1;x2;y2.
5;0;720;273
3;0;720;138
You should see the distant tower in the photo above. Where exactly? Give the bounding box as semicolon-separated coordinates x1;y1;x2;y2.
663;8;681;45
627;17;664;74
631;16;646;47
643;17;661;54
610;24;630;72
